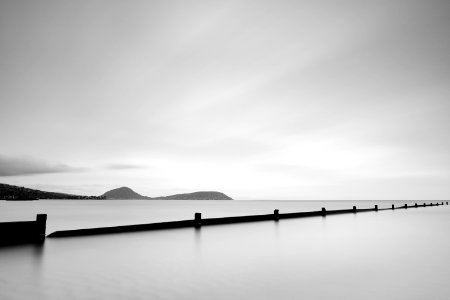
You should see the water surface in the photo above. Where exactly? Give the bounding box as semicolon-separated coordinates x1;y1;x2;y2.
1;200;449;300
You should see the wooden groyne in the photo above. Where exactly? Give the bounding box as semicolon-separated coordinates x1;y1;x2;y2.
0;214;47;246
48;202;448;238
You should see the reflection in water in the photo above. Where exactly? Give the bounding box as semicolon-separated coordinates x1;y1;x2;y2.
31;243;45;271
0;243;45;299
273;218;279;240
29;243;45;294
194;227;202;259
0;242;45;264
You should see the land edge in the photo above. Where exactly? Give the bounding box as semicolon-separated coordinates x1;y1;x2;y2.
0;183;233;200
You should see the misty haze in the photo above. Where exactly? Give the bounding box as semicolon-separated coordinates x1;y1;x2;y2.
1;1;449;299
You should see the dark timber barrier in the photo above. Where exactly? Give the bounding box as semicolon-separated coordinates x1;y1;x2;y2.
47;202;448;238
0;214;47;246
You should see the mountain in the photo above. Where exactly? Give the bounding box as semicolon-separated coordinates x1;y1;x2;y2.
102;187;233;200
101;187;149;199
0;183;103;200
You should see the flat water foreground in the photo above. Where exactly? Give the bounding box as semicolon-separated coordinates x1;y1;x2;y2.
1;200;449;300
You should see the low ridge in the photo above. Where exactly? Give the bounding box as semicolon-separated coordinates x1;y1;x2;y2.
154;191;233;200
102;187;233;200
0;183;102;200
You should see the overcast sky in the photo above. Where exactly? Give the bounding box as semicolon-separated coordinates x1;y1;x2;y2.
1;0;449;199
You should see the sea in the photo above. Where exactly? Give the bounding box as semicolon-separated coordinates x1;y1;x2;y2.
0;200;449;300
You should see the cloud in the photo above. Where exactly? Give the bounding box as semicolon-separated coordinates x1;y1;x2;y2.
0;154;81;176
105;164;145;170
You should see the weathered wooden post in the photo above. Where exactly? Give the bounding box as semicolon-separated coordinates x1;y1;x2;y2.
36;214;47;243
194;213;201;228
353;206;356;213
274;209;279;221
391;204;394;210
415;203;418;208
321;207;326;216
375;205;378;211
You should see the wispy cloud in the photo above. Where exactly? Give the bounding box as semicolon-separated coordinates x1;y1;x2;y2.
0;154;82;176
105;164;145;170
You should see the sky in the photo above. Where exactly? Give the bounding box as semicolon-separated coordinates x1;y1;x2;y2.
1;0;450;200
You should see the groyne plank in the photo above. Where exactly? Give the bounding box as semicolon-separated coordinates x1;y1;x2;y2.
0;214;46;246
47;202;448;238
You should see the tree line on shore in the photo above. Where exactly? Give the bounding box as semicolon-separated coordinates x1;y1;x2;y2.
0;183;105;200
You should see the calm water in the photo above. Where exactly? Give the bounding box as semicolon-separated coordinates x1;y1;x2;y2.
1;200;449;300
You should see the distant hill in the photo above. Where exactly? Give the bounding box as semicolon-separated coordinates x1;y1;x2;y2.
102;187;233;200
153;191;233;200
101;187;149;199
0;183;103;200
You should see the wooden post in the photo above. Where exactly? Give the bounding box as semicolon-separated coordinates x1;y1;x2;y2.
321;207;326;216
415;203;418;208
442;202;444;205
391;204;394;210
404;204;407;209
423;203;426;207
274;209;279;221
194;213;201;228
36;214;47;243
353;206;356;213
447;202;448;205
375;205;378;211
